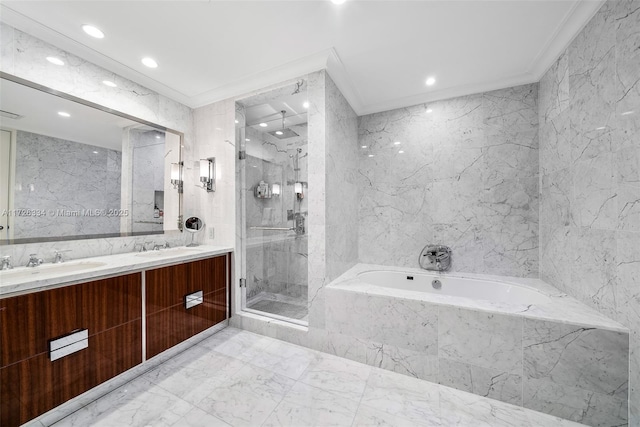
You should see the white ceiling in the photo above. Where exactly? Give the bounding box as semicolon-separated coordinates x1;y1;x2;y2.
0;0;604;115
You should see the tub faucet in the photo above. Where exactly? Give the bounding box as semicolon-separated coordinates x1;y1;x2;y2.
26;254;44;268
1;255;12;270
419;245;452;271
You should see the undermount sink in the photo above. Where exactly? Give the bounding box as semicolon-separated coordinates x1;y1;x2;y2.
0;261;108;281
134;248;203;258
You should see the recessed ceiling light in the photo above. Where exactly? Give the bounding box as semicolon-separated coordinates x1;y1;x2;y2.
141;57;158;68
102;80;117;88
303;101;310;109
245;138;250;142
331;0;346;4
398;150;405;154
426;108;433;113
425;77;436;86
393;141;401;145
275;131;283;135
58;111;70;117
259;123;268;127
235;120;239;124
46;56;65;66
82;24;104;39
361;145;367;148
368;154;374;158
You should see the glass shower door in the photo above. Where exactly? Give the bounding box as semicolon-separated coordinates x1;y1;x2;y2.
236;81;309;324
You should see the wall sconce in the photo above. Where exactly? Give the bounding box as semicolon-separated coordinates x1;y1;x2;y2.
199;157;216;192
294;182;304;200
272;183;281;196
171;162;183;193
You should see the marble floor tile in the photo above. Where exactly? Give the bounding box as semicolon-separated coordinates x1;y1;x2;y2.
247;339;321;380
360;368;441;424
195;364;295;427
298;353;371;401
44;327;590;427
262;382;359;426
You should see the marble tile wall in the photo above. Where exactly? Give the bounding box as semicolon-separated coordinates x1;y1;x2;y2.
0;23;194;266
12;130;121;239
323;288;629;426
538;1;640;424
307;71;360;329
357;84;539;277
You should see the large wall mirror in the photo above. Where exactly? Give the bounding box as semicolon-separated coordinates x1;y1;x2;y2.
0;73;183;244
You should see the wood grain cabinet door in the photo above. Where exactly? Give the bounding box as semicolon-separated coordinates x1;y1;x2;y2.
146;254;229;359
0;274;142;427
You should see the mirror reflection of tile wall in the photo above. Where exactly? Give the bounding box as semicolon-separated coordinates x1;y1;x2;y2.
13;130;122;239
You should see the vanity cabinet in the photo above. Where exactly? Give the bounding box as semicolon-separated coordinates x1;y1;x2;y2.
0;273;143;427
0;253;229;426
145;255;228;358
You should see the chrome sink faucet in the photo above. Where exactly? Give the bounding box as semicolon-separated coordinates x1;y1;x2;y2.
1;255;12;270
419;245;452;271
53;250;72;263
26;254;44;268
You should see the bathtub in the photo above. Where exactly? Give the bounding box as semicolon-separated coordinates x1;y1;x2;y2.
356;270;551;305
324;264;630;426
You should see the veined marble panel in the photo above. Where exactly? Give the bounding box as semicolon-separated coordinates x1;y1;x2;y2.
438;307;523;374
357;83;538;277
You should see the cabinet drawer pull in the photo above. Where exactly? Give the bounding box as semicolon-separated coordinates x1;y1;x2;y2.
185;290;203;309
49;329;88;361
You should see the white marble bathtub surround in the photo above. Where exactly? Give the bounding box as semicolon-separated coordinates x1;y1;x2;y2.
523;320;629;427
0;23;195;263
357;84;539;277
323;263;630;424
438;307;523;374
538;1;640;424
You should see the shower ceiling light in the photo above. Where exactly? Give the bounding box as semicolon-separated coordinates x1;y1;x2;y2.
82;25;105;39
142;57;158;68
259;123;268;127
102;80;117;87
46;56;65;66
425;76;436;86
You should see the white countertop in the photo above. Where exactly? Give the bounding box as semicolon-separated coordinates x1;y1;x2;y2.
328;263;628;333
0;245;233;298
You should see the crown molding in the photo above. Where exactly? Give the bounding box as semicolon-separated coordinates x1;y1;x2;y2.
2;1;604;116
356;72;538;116
528;0;605;81
189;49;331;109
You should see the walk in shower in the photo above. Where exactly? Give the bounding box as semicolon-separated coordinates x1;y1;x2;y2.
236;80;309;323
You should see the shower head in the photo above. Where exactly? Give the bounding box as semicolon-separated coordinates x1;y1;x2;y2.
268;110;299;139
268;128;299;139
